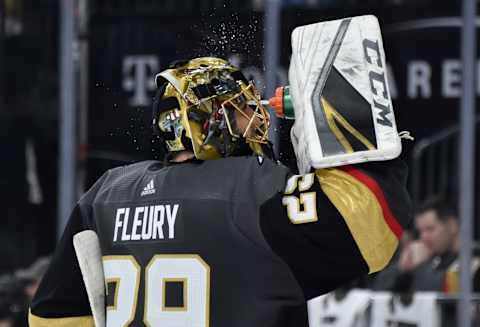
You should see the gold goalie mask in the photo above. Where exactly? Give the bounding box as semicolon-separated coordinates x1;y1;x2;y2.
152;57;272;160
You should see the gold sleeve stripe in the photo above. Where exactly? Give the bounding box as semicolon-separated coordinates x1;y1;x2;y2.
28;311;94;327
339;165;403;239
315;168;398;273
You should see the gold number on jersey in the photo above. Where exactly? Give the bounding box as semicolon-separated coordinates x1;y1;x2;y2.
102;255;210;327
282;173;318;224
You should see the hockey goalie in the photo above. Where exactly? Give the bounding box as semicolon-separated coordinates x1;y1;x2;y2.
29;16;411;327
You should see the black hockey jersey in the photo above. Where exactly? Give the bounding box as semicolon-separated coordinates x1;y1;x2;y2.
29;156;411;327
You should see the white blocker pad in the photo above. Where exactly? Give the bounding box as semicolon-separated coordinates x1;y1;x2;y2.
289;15;401;173
73;230;106;327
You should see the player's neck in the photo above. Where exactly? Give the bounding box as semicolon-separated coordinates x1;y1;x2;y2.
170;151;195;163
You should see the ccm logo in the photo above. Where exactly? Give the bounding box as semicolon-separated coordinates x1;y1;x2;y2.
363;39;393;128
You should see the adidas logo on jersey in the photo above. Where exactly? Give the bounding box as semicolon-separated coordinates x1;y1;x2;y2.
141;179;155;196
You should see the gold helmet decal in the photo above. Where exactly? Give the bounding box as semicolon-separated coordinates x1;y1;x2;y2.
152;57;271;160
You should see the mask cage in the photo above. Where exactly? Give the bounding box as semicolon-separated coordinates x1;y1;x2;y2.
221;82;270;145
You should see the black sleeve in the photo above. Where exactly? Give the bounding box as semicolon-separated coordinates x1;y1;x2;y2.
29;171;111;326
260;158;412;300
29;204;94;325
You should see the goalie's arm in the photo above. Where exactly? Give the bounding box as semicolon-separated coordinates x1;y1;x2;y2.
29;170;111;326
29;204;95;327
260;158;412;300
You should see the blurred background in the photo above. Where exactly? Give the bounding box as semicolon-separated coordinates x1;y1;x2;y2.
0;0;479;326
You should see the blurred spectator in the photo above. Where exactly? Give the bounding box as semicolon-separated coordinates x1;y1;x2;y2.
14;257;50;302
0;274;27;327
403;197;479;292
369;230;431;291
0;257;50;327
372;197;480;293
0;296;14;327
0;304;14;327
397;233;431;273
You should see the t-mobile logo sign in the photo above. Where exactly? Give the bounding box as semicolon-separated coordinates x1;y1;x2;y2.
122;55;159;107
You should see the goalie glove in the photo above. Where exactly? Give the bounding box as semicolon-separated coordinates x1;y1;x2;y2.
287;15;401;174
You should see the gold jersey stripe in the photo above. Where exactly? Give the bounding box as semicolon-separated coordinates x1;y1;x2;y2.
28;311;94;327
315;168;398;273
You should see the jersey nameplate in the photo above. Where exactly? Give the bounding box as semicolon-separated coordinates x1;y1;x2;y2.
113;204;180;243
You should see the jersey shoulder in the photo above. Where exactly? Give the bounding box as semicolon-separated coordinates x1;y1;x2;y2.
201;155;287;175
79;160;165;205
210;156;290;204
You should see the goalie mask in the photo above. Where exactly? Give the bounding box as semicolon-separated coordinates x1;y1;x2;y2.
152;57;272;160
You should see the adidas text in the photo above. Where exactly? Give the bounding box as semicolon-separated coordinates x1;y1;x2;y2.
141;179;156;196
